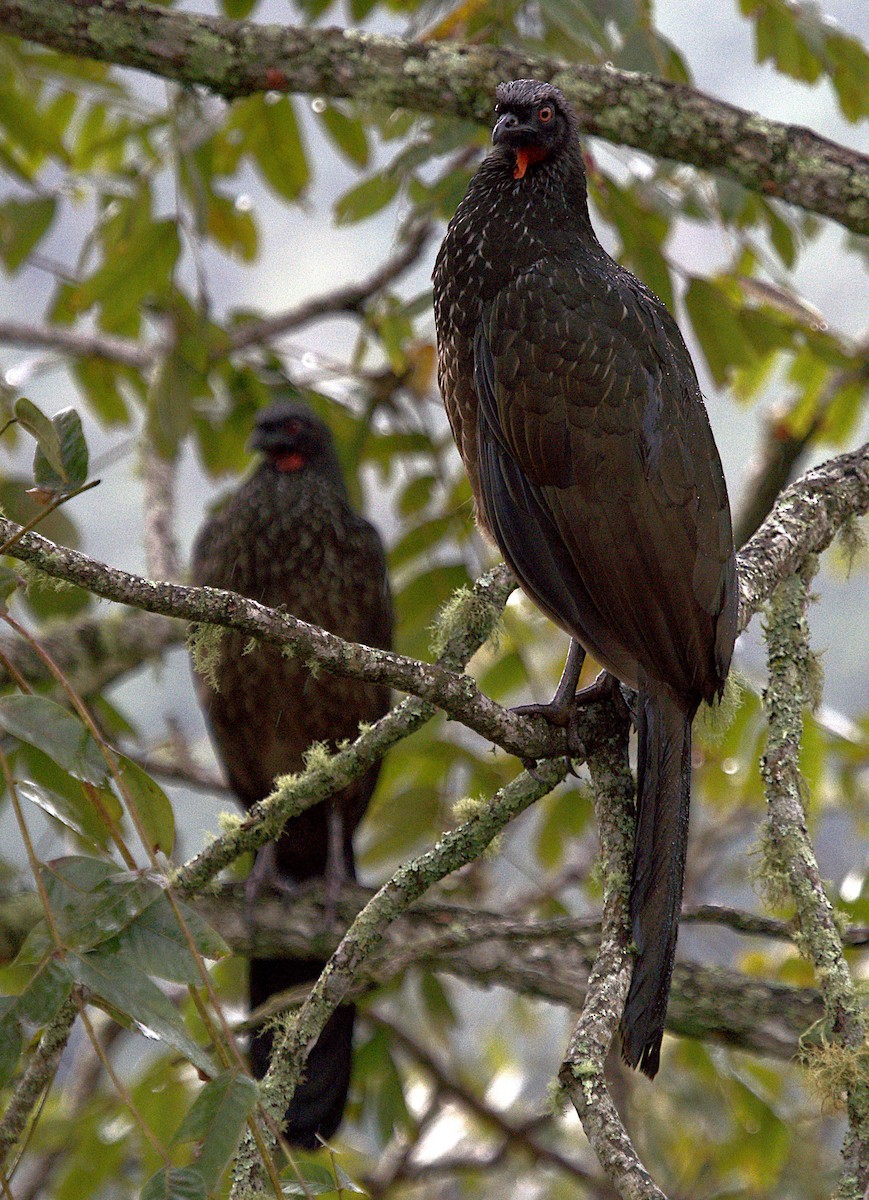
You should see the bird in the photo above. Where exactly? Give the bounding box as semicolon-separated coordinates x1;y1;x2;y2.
433;79;737;1077
190;401;393;1144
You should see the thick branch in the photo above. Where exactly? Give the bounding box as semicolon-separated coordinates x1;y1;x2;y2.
0;445;864;767
559;711;664;1198
761;569;869;1194
737;442;869;630
1;0;867;234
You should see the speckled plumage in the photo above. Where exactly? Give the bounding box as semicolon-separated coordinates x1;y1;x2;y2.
433;80;737;1076
191;403;392;1145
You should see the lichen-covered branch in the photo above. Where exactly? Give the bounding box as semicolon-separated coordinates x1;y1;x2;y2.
1;0;867;235
174;562;517;895
0;444;863;766
761;569;869;1197
559;709;666;1199
0;887;830;1063
737;442;869;629
230;757;571;1194
0;608;182;696
0;996;78;1169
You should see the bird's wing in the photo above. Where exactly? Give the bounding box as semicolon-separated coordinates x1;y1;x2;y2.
475;261;735;699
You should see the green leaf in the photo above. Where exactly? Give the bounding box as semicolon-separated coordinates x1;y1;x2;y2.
230;95;310;202
14;396;64;479
60;219;180;331
0;563;21;606
68;948;214;1076
0;196;56;273
334;173;399;225
41;857;161;950
140;1167;208;1200
114;755;175;856
205;192;258;261
684;277;757;385
14;958;73;1025
121;895;228;985
16;762;121;850
0;695;107;785
33;407;89;493
220;0;258;13
318;104;369;168
71;358;130;426
173;1070;258;1188
282;1161;366;1195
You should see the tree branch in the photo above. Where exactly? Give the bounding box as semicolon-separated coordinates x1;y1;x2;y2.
226;220;434;352
559;710;665;1198
0;320;151;369
737;442;869;630
1;0;866;235
0;887;831;1064
0;445;864;768
229;758;570;1193
0;996;78;1169
761;568;869;1195
0;608;182;696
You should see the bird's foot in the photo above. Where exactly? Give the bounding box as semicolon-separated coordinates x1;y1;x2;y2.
244;842;295;927
511;638;587;729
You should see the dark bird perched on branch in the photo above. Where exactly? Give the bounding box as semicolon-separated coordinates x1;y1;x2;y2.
433;80;737;1077
190;402;393;1144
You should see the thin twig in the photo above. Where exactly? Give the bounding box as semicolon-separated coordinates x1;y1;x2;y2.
0;320;152;368
227;221;433;352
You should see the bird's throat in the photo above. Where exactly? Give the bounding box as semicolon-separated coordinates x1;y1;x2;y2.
274;451;306;472
513;145;548;179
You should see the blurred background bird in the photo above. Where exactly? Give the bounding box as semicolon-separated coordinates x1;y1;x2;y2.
190;399;393;1146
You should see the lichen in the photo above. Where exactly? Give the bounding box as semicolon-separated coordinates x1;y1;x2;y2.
694;670;745;746
429;583;503;659
187;622;225;690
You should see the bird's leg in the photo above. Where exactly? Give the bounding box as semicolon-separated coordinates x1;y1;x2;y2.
244;840;291;923
324;805;349;928
512;638;586;726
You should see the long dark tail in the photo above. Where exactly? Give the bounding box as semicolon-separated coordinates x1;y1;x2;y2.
247;812;358;1150
248;956;354;1149
619;686;694;1078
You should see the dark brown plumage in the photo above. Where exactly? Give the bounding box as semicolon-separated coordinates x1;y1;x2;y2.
190;402;392;1145
433;80;737;1076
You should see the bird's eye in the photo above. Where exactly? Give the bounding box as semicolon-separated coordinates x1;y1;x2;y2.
538;106;554;123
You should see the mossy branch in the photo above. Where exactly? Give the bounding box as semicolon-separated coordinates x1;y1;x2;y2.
1;0;867;234
761;568;869;1196
0;995;78;1168
230;756;571;1194
558;708;665;1198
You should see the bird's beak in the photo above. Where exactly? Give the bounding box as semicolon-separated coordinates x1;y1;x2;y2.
492;112;527;145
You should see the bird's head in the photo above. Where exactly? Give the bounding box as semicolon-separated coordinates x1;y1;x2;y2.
491;80;576;180
250;402;340;477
